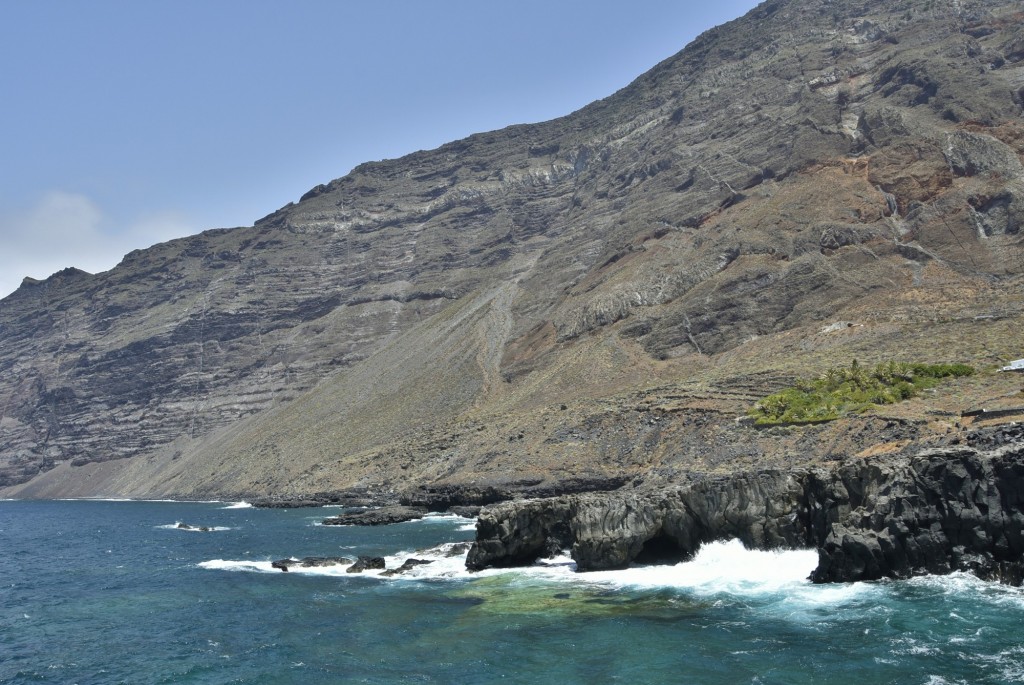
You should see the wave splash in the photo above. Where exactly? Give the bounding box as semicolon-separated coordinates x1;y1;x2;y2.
158;522;232;532
199;541;472;578
576;539;818;593
198;538;825;592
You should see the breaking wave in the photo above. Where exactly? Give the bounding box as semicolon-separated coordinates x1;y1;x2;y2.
158;522;232;532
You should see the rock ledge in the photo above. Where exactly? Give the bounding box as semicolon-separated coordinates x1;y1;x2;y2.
467;444;1024;585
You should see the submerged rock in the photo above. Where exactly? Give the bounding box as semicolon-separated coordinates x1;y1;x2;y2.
434;542;473;558
272;556;353;572
175;522;213;532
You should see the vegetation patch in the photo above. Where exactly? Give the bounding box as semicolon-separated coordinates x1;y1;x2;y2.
749;361;974;425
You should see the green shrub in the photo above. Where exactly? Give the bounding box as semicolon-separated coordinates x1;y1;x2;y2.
748;360;974;425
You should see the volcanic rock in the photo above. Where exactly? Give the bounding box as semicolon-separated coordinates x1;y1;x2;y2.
174;522;213;532
346;556;387;573
271;556;353;572
380;559;433;577
467;442;1024;585
321;506;428;526
1;0;1023;502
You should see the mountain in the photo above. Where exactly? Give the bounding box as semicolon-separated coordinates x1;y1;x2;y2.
2;0;1023;500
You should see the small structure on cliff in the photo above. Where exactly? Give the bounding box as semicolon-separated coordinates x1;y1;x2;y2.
1001;359;1024;372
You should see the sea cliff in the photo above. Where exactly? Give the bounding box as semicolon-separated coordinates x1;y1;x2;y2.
467;435;1024;585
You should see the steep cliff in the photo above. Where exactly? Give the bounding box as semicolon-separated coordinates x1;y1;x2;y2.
2;0;1023;499
467;431;1024;585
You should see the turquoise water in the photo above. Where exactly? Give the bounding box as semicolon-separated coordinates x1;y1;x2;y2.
2;500;1023;684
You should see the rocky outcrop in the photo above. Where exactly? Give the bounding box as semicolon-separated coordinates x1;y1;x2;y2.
346;556;386;573
399;476;630;511
380;559;433;577
270;555;434;575
468;443;1024;585
466;497;575;570
573;471;811;571
321;506;428;526
253;490;394;509
809;445;1024;584
467;470;814;572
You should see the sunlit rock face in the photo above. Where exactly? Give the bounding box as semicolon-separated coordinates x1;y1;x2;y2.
2;0;1023;500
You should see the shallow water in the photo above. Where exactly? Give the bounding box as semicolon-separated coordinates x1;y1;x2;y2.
1;500;1022;684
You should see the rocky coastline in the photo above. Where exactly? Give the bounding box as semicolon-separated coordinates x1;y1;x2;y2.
466;436;1024;586
248;476;631;517
321;506;429;526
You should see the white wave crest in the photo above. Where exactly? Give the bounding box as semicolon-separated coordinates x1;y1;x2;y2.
221;501;252;509
904;571;1024;609
198;542;476;579
572;540;818;594
158;523;231;532
198;559;278;573
421;514;469;523
195;537;882;613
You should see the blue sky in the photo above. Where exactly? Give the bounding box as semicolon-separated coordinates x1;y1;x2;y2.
0;0;761;299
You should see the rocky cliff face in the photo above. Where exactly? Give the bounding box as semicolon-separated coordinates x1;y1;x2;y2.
1;0;1023;499
467;433;1024;584
810;441;1024;583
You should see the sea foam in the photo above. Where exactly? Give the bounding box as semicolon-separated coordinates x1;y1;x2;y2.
197;538;828;592
572;539;818;594
199;559;277;573
158;523;232;532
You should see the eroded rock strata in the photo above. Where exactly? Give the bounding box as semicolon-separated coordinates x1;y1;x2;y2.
2;0;1023;501
467;443;1024;584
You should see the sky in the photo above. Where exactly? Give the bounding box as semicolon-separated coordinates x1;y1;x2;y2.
0;0;762;300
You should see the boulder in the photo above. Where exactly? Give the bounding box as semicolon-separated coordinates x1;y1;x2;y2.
346;556;386;573
380;559;433;577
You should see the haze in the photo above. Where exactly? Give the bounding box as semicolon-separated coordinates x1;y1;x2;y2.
0;0;760;299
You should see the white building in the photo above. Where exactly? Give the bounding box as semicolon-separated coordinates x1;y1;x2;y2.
1002;359;1024;372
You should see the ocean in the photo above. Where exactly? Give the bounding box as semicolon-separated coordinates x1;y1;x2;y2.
1;499;1022;684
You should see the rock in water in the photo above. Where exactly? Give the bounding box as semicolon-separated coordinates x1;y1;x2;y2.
380;559;433;577
346;556;386;573
271;556;353;572
321;506;428;526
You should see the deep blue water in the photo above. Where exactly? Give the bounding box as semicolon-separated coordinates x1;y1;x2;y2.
1;500;1023;684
